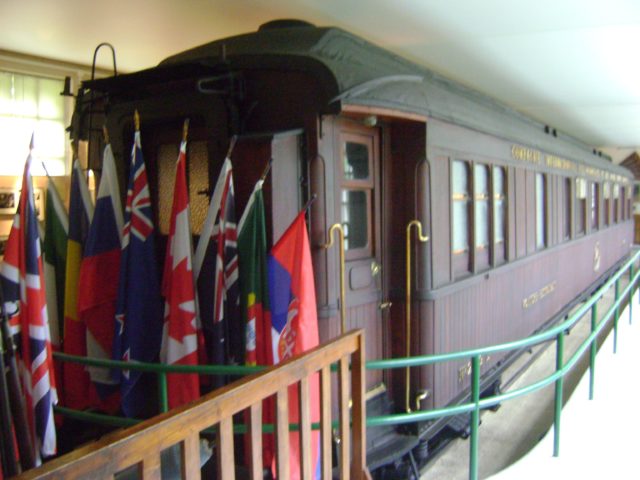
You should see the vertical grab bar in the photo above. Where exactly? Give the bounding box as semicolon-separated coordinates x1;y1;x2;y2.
405;220;429;413
323;223;347;334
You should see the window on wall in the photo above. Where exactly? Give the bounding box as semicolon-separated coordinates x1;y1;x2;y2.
474;163;490;269
564;177;572;240
535;173;546;249
590;182;599;231
613;184;620;223
493;166;507;263
452;160;471;274
576;178;587;234
340;136;373;258
603;182;611;226
0;70;68;175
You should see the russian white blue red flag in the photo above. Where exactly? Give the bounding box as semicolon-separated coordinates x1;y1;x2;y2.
79;144;123;404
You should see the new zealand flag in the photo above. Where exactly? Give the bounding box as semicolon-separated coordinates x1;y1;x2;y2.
112;129;163;417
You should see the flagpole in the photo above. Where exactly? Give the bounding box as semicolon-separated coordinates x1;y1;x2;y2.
134;110;140;131
183;119;190;143
260;158;273;182
0;288;36;469
302;193;317;215
226;135;237;159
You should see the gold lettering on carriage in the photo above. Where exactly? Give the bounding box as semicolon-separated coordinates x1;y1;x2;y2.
458;355;492;383
522;281;557;309
510;145;629;184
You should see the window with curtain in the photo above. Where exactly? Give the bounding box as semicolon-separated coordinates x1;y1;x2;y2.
590;182;599;230
535;173;546;249
564;177;572;240
576;178;587;234
493;166;507;263
0;70;67;175
603;182;611;226
452;160;470;255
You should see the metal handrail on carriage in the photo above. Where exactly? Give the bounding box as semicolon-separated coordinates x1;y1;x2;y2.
51;249;640;479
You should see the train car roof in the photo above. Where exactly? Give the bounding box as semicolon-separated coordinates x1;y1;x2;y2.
84;19;632;179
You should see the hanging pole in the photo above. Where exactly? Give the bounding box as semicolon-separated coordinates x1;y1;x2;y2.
404;220;429;413
322;224;346;334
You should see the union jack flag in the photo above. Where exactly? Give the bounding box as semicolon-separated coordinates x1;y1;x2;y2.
0;137;57;462
194;158;240;385
112;129;163;417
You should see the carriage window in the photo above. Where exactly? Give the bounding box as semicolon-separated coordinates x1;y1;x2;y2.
603;182;611;226
564;178;572;240
535;173;546;249
590;182;599;231
343;142;369;180
341;190;368;250
576;178;587;234
474;164;490;251
340;138;374;257
613;183;620;223
452;160;470;257
493;166;507;262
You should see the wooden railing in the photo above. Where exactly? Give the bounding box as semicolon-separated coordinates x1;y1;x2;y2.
17;330;368;480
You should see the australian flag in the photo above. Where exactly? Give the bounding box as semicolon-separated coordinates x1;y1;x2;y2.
193;158;240;387
0;137;57;462
112;129;163;417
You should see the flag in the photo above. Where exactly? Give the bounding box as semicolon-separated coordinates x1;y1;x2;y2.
160;138;201;409
193;158;240;386
268;211;320;479
78;144;123;403
112;129;163;417
0;138;57;461
238;179;271;367
43;177;68;350
62;159;94;410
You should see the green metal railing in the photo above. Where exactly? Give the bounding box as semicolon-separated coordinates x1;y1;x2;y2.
53;249;640;479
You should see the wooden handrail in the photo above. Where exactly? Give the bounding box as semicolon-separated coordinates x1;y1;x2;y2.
16;330;368;480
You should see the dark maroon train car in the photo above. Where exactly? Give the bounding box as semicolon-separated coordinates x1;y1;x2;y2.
71;19;634;470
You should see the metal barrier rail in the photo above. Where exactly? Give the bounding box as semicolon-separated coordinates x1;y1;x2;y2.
53;249;640;479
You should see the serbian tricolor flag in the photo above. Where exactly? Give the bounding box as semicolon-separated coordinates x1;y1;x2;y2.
0;137;57;462
78;143;123;406
112;128;163;417
160;137;202;409
268;211;320;479
62;159;94;410
194;157;240;387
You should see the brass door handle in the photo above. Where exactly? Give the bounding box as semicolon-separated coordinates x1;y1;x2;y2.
379;301;392;310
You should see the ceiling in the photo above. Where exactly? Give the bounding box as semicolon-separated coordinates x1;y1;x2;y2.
3;0;640;162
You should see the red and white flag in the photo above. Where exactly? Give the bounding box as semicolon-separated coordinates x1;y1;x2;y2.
160;138;202;408
0;137;57;462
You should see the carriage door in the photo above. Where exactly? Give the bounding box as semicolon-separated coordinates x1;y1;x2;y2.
336;120;384;390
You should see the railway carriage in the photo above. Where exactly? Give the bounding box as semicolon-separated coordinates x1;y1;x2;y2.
70;18;634;470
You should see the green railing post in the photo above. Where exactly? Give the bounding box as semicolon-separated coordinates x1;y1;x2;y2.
469;355;481;480
158;371;169;413
629;264;634;325
614;279;620;353
589;304;597;400
553;331;564;457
